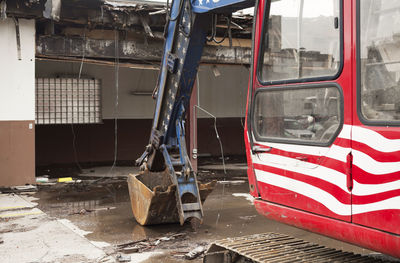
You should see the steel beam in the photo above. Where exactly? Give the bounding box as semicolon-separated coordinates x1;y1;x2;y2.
36;35;252;65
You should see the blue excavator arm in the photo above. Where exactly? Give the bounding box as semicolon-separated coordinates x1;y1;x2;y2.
136;0;255;225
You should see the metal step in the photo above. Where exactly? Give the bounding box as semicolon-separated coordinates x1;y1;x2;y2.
204;233;394;263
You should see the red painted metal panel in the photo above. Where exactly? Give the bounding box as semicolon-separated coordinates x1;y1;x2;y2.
350;126;400;235
247;0;354;221
245;0;399;255
349;0;400;236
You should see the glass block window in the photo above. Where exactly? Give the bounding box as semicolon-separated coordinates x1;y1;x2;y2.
35;78;102;124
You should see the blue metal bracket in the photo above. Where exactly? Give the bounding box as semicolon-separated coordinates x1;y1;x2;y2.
167;52;179;74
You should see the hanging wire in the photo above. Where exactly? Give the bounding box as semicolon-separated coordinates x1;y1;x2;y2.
194;72;227;228
205;14;216;42
107;29;120;177
213;15;232;44
90;29;120;185
206;14;232;44
194;106;227;175
70;29;86;174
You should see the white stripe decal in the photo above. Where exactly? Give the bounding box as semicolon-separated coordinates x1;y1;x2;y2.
353;196;400;214
353;180;400;196
255;169;351;216
338;124;352;140
253;126;351;157
255;142;399;177
253;155;349;192
325;144;350;163
341;125;400;153
353;149;400;175
256;169;400;215
254;152;399;196
255;125;398;156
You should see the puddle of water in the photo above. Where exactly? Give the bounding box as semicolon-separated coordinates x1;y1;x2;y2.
33;172;373;261
58;218;112;249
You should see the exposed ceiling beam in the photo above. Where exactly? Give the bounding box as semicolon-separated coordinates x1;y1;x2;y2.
36;35;252;65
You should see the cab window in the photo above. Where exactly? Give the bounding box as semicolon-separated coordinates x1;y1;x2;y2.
359;0;400;123
253;85;342;145
259;0;341;83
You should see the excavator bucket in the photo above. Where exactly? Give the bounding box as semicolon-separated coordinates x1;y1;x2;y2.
127;170;216;225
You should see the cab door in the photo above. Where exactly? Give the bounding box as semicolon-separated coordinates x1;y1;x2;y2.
352;0;400;235
249;0;353;221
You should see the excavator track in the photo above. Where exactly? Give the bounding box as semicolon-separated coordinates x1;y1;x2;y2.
204;233;394;263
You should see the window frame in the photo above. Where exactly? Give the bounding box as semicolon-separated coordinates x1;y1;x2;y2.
356;0;400;127
256;0;344;86
35;77;103;125
251;82;344;147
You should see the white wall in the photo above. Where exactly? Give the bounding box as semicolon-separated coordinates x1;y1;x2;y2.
198;65;249;118
0;19;35;121
36;61;250;119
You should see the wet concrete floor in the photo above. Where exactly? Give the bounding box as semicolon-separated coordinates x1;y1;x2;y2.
34;169;375;262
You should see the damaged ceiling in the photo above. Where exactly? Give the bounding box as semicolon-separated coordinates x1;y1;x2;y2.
3;0;253;65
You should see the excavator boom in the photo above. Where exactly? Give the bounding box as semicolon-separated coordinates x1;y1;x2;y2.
129;0;254;225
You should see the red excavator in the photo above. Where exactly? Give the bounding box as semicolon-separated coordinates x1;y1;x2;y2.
128;0;400;261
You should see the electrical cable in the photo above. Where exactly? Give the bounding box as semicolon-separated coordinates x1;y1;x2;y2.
205;14;216;42
194;105;227;175
194;73;227;227
206;14;232;44
89;29;120;185
71;124;83;173
195;70;228;227
70;29;86;174
212;15;232;44
107;29;120;177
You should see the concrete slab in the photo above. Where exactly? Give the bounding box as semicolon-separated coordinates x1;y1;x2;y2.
0;207;43;218
0;194;34;211
0;194;113;263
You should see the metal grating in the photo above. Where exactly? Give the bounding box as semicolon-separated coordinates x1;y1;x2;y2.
35;78;101;124
205;233;393;263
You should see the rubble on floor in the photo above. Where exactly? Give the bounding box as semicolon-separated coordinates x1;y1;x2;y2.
1;162;388;263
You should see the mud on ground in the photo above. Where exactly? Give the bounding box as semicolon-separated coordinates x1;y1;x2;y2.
31;164;378;263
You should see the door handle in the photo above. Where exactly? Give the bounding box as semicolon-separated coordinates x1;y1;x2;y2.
252;145;272;154
295;156;308;162
346;153;353;191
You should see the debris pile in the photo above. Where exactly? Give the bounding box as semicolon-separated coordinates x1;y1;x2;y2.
116;232;208;260
117;232;187;253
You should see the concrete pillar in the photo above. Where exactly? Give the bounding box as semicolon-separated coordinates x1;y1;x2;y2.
0;18;36;186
